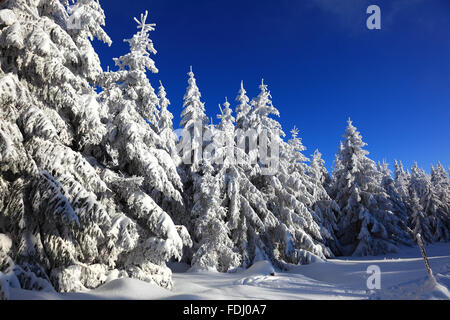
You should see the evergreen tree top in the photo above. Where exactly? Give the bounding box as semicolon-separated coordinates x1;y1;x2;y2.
236;80;250;105
394;159;404;173
235;80;251;130
218;97;234;120
288;126;306;153
311;149;324;165
114;10;158;74
217;98;235;134
157;80;175;131
183;66;202;102
251;79;280;118
158;80;170;109
335;119;372;174
286;126;308;164
180;66;207;128
248;79;284;139
343;118;368;152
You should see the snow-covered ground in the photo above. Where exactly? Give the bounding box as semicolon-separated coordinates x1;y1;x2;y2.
8;243;450;300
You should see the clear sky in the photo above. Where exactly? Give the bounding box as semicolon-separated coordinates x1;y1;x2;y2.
93;0;450;173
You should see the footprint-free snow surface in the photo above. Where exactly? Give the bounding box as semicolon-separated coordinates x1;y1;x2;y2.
8;243;450;300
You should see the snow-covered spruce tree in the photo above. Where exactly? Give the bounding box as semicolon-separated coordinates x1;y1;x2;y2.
246;79;283;176
234;80;253;165
409;163;430;204
97;11;190;288
98;11;182;203
331;119;410;256
156;81;181;166
183;93;270;271
309;149;332;194
153;80;187;221
179;66;209;174
190;157;240;272
409;189;434;244
235;80;252;131
209;95;279;269
0;0;123;292
409;163;450;243
306;147;342;254
378;161;413;242
272;124;341;262
185;99;239;272
185;87;281;270
67;0;112;79
2;0;108;151
39;0;110;91
394;160;411;206
0;2;188;292
236;80;340;265
175;66;210;245
430;163;450;241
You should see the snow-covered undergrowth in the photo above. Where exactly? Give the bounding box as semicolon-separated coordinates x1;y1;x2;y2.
8;243;450;300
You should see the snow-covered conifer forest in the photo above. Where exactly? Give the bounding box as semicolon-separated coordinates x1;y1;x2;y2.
0;1;448;300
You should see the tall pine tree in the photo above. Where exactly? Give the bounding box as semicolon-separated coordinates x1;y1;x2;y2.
332;119;409;256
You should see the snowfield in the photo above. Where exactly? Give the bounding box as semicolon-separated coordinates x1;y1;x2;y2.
8;243;450;300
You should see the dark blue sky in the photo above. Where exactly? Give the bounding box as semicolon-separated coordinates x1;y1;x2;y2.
93;0;450;173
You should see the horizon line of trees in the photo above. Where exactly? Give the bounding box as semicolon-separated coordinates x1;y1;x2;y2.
0;1;448;297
